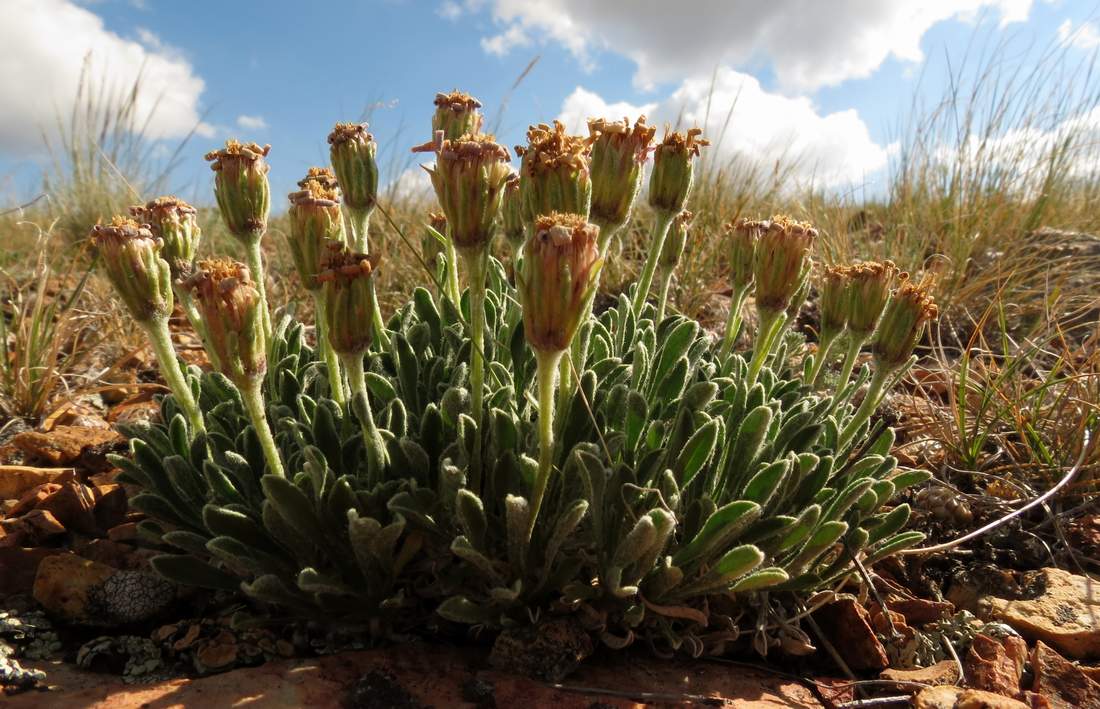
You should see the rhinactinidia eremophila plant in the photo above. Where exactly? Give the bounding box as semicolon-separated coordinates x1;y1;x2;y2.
655;209;692;323
587;115;656;253
327;122;379;252
422;211;448;277
514;121;592;231
719;218;765;357
500;173;524;255
91;217;205;436
204;139;274;341
519;212;603;537
316;244;388;478
808;264;851;386
632;127;708;313
834;260;899;387
187;259;282;476
433;90;484;140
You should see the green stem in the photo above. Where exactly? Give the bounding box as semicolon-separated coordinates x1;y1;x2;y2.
631;211;676;315
175;286;221;372
240;377;285;478
656;267;674;324
745;309;787;388
343;352;388;481
348;209;390;351
528;349;563;541
245;237;273;343
836;335;868;393
838;366;891;448
808;330;841;388
444;235;461;306
312;291;346;405
461;247;489;492
719;285;751;359
143;317;206;436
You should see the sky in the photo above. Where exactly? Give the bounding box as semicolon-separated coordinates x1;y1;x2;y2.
1;0;1098;208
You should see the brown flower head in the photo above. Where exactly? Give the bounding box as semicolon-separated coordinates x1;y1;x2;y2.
515;121;592;225
726;218;765;291
186;259;266;384
500;173;525;250
316;243;381;356
91;216;173;322
658;210;693;272
327;123;378;213
419;134;512;252
204;140;271;241
818;265;851;338
845;260;899;336
296;166;340;191
432;90;484;140
129;196;201;282
872;274;938;369
587;116;656;235
287;177;346;291
753;215;816;314
648;127;708;214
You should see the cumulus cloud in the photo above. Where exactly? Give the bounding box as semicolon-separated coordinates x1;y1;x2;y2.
236;114;269;131
475;0;1032;91
559;68;893;189
387;165;435;202
1057;19;1100;51
0;0;211;157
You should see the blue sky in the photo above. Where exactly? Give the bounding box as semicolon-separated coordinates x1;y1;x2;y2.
1;0;1098;207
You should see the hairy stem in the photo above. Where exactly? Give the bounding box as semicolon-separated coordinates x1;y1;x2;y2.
719;285;751;359
528;349;563;541
143;317;205;436
343;352;388;481
174;286;221;372
655;267;674;324
444;234;462;307
348;209;391;351
836;335;868;392
808;330;841;388
461;247;489;492
244;237;273;344
240;377;285;478
745;309;787;388
838;365;891;448
311;291;345;405
631;211;676;315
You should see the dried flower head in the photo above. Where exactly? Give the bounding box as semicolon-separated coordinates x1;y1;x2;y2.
872;274;938;369
129;196;201;282
648;128;708;214
287;177;346;291
419;134;512;252
91;216;173;322
204;140;271;241
297;166;340;191
432;90;484;140
587;116;656;233
515;121;592;224
327;123;378;214
520;212;603;353
187;259;266;383
316;244;381;356
659;210;693;272
818;265;851;338
727;218;765;291
753;215;816;314
845;260;899;336
500;173;525;250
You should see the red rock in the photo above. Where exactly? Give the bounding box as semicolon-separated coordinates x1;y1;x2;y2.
92;484;129;531
11;426;122;466
966;633;1026;697
106;522;138;543
0;547;70;595
0;509;67;545
33;554;116;621
106;391;161;425
73;538;137;570
914;686;1029;708
888;597;955;625
812;598;889;671
1030;641;1100;709
982;568;1100;660
7;482;62;518
38;481;99;535
0;465;76;499
881;660;961;687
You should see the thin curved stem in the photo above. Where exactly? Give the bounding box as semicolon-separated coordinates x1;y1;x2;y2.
745;309;787;388
311;291;345;405
240;377;285;478
808;330;841;388
174;286;221;372
656;267;674;325
348;209;391;350
836;334;869;393
244;237;273;344
838;366;891;448
444;232;461;307
631;211;675;315
461;247;489;492
143;317;205;436
719;284;751;359
528;349;563;541
342;352;388;481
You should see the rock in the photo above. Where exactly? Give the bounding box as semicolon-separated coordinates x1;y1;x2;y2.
92;484;129;531
1030;641;1100;709
0;509;67;546
913;685;1029;708
812;598;889;671
965;633;1026;697
37;482;99;535
107;522;138;543
74;538;138;570
888;597;955;625
90;570;177;624
0;466;76;500
106;391;161;426
489;618;594;682
979;568;1100;660
881;660;961;687
7;482;62;518
33;554;116;621
36;551;175;624
0;548;69;595
10;426;121;466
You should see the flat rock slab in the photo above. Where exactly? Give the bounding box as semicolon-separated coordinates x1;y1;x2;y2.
982;568;1100;660
11;642;822;708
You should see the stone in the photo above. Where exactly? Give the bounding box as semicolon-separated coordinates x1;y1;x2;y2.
7;482;62;518
1030;641;1100;709
489;618;594;682
90;570;177;624
913;686;1029;708
0;547;69;595
0;509;67;546
812;598;889;671
106;522;138;543
888;597;955;625
10;426;121;466
74;538;137;570
965;633;1026;698
33;554;116;621
980;568;1100;660
38;482;99;535
0;466;75;500
92;484;129;532
880;660;961;687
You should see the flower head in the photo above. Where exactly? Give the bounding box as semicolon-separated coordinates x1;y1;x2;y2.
91;217;173;322
515;121;591;225
417;134;512;252
186;259;266;384
129;196;201;282
297;166;340;191
327;123;379;214
658;210;692;272
872;274;938;369
500;173;525;251
316;244;381;356
287;175;346;291
432;90;483;140
727;218;764;291
845;260;899;337
422;211;447;269
753;215;816;314
204;140;271;241
587;116;655;232
818;265;851;339
648;128;708;214
519;212;603;353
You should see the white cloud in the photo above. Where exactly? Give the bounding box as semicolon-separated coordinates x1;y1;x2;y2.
559;68;892;189
475;0;1032;91
387;165;435;201
481;25;532;56
1057;19;1100;51
0;0;211;157
236;114;269;131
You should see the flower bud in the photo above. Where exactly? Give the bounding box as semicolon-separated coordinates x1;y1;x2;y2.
845;260;899;337
204;140;271;241
91;217;173;322
519;212;603;353
753;216;816;314
726;218;764;291
186;259;266;384
818;265;850;339
327;123;379;214
316;244;381;356
648;128;708;214
872;275;938;369
432;90;483;140
287;174;345;291
514;121;591;226
297;165;340;191
500;173;525;251
420;134;512;253
658;210;692;272
422;211;448;270
129;197;201;282
587;116;655;230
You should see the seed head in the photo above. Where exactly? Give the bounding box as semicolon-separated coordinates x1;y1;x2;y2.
845;260;899;336
287;175;346;291
296;166;340;191
648;128;708;214
328;123;378;214
515;121;592;225
432;90;484;140
420;134;512;252
753;215;816;314
317;243;381;356
186;259;266;384
658;210;693;272
587;116;655;233
726;218;765;291
204;140;271;241
129;196;201;282
818;265;851;339
519;212;603;353
91;217;173;322
872;274;938;370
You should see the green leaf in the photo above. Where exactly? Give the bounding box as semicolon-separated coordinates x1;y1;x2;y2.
713;544;764;579
261;474;326;542
672;500;761;566
151;554;240;591
743;458;792;506
673;418;720;486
